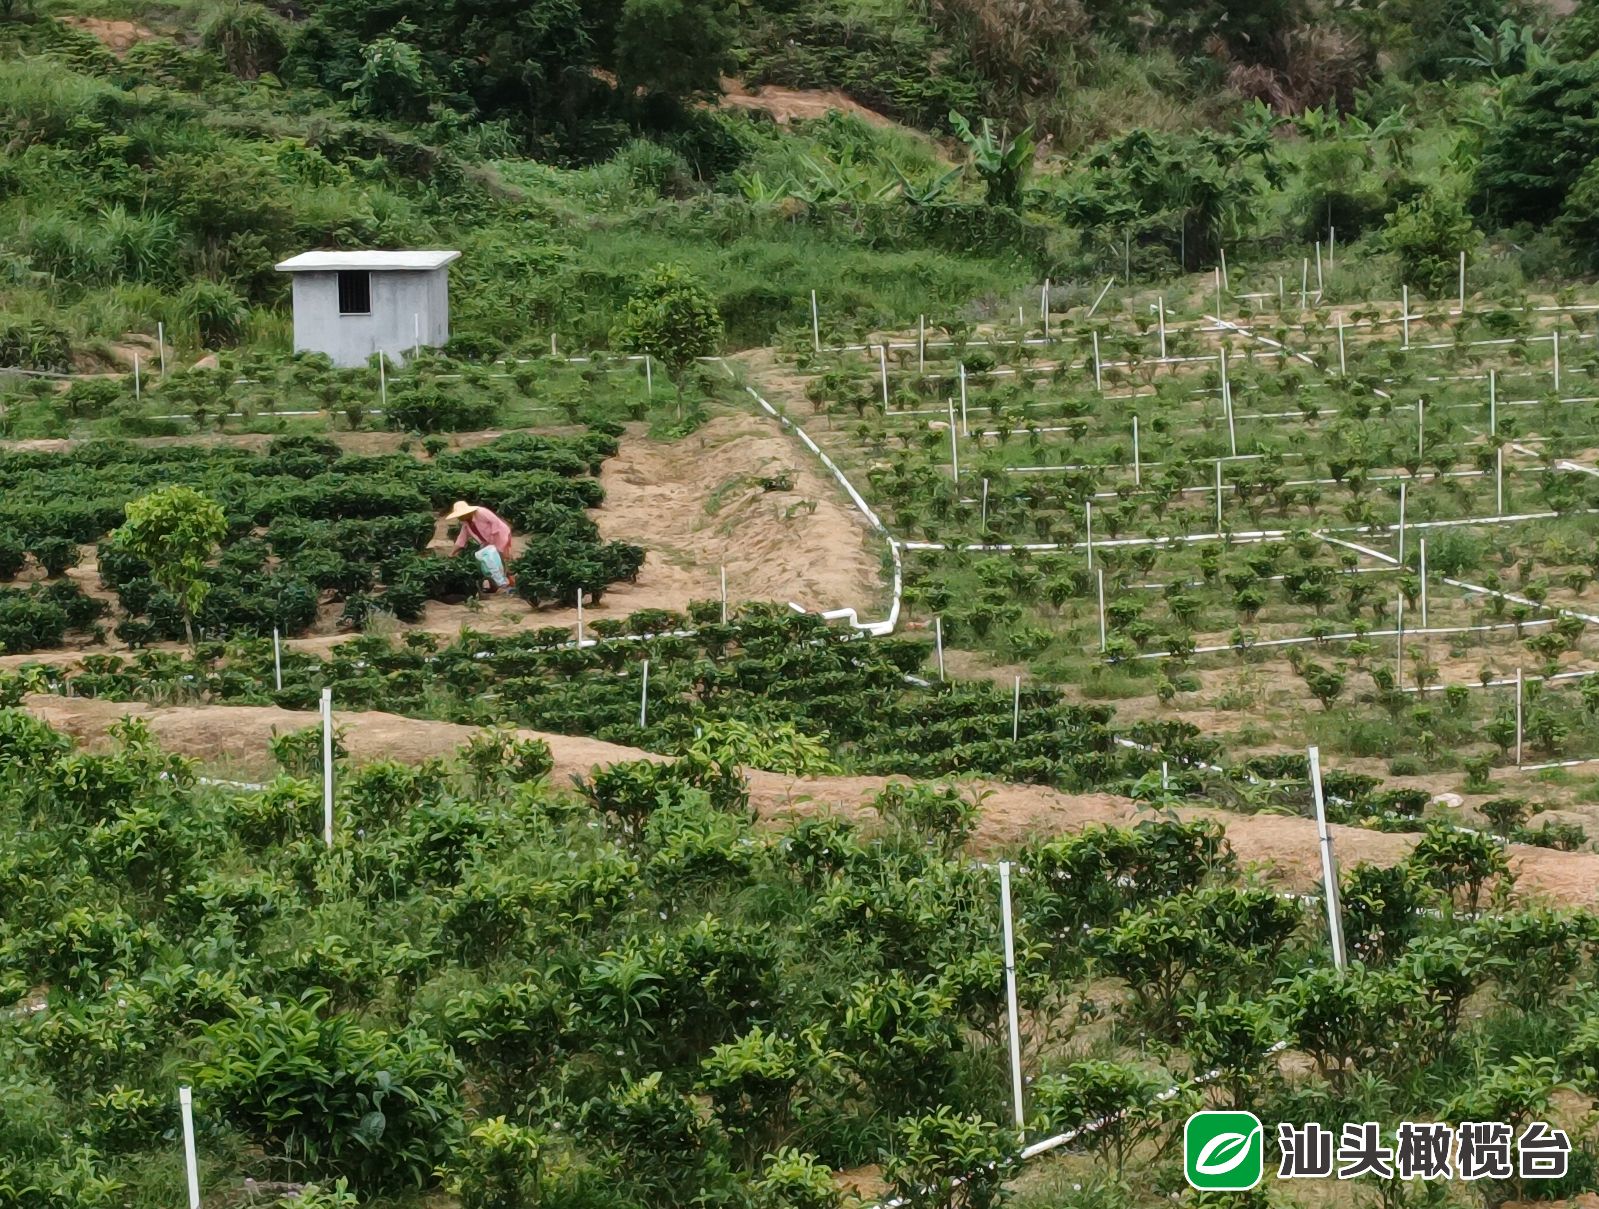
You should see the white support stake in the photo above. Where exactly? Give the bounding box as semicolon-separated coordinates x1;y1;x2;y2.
1215;460;1224;533
1496;447;1504;516
320;688;334;848
1418;397;1425;462
1459;251;1467;313
1554;329;1562;392
379;354;387;408
1336;315;1347;376
1085;502;1094;570
1221;350;1235;456
1215;267;1223;319
1515;667;1525;767
1308;746;1348;971
1097;567;1107;652
272;627;282;692
576;588;585;646
981;477;989;530
1398;481;1407;565
1087;276;1115;319
1401;286;1411;348
1490;369;1497;436
1157;296;1167;360
639;660;650;728
1132;415;1141;486
1043;279;1051;339
1161;761;1170;791
550;332;557;355
180;1085;201;1209
998;861;1026;1130
1219;246;1229;291
1419;538;1428;628
947;397;960;481
878;344;889;409
810;290;820;351
959;364;969;436
1092;331;1103;392
1315;242;1324;294
133;352;141;401
1278;276;1285;311
720;566;728;624
1300;259;1309;310
1396;595;1405;680
935;616;945;681
645;354;653;396
918;315;926;374
1012;676;1021;743
1329;226;1336;271
157;322;166;376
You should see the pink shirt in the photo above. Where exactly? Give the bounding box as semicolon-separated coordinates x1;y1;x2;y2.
453;507;512;557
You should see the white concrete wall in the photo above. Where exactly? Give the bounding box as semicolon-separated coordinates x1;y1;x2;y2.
290;269;451;368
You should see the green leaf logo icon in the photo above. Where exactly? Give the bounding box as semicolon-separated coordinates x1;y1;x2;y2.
1185;1111;1264;1190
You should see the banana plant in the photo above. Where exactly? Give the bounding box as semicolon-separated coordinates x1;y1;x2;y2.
947;109;1035;209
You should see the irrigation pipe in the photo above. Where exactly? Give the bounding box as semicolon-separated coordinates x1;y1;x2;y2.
732;366;902;636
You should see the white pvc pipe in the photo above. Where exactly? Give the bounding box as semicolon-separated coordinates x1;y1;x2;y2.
1086;276;1114;318
320;688;334;847
1309;747;1347;970
1215;460;1224;532
1097;567;1107;652
947;396;960;481
1132;415;1141;486
935;616;945;681
1402;286;1410;348
272;628;282;692
1459;251;1466;313
1516;667;1524;767
157;321;166;375
1554;329;1562;392
1419;538;1428;627
1092;331;1102;392
639;659;650;728
959;364;969;436
1398;481;1407;564
576;588;584;646
811;290;820;352
1012;676;1021;742
1085;502;1093;570
999;861;1026;1130
1337;315;1346;376
180;1086;200;1209
1158;296;1167;359
133;353;140;400
919;315;925;373
878;344;889;409
645;354;652;396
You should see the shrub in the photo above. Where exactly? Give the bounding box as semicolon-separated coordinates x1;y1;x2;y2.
0;534;25;580
200;0;289;79
444;1118;616;1209
882;1108;1016;1209
31;537;81;578
1382;191;1480;296
194;995;463;1192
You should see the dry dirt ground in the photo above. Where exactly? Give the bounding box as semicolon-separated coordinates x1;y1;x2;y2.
60;16;152;53
714;78;899;129
27;695;1599;909
0;409;886;662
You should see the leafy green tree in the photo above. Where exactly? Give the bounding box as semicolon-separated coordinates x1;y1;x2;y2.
344;30;436;120
614;0;734;98
1382;191;1480;296
1474;58;1599;226
611;263;723;412
200;0;290;80
110;486;228;649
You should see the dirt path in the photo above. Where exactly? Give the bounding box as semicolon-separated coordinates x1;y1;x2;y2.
715;78;902;131
27;695;1599;908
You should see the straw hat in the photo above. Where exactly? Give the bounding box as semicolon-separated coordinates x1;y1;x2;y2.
446;500;478;521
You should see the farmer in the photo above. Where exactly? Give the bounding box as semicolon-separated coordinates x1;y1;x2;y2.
447;500;515;593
